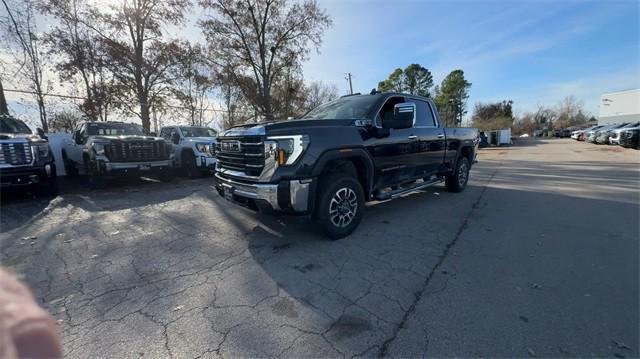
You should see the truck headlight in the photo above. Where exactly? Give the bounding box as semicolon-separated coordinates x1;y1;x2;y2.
267;135;309;166
32;143;50;158
196;143;210;153
93;143;106;156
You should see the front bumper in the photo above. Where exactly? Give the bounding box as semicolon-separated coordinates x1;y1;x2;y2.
215;173;312;213
0;162;55;188
97;159;172;176
196;156;216;170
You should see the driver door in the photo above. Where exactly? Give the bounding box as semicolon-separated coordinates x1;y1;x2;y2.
65;124;86;164
367;96;423;188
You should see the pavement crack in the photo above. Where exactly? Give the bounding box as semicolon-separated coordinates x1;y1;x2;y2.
377;160;503;357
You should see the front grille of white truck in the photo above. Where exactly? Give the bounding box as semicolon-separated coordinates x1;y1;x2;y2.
0;142;33;165
104;141;168;162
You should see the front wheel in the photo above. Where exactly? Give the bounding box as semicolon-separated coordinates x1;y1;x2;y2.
183;151;201;178
314;174;365;240
446;156;470;193
85;160;105;189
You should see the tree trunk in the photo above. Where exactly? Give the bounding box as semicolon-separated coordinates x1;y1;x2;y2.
0;78;8;115
140;101;151;134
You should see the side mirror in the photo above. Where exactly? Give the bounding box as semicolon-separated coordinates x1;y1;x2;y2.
36;127;47;139
74;130;82;144
382;103;415;129
171;132;180;144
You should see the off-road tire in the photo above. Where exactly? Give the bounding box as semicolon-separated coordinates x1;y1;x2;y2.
183;151;201;178
445;156;470;193
85;160;105;190
62;151;78;177
314;174;365;240
157;169;175;182
36;168;58;197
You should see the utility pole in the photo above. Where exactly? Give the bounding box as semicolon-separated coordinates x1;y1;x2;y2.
0;78;8;115
345;73;353;95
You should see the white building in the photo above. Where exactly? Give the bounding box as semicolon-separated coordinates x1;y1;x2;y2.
599;89;640;125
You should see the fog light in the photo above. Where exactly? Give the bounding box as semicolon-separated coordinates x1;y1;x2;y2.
45;164;51;176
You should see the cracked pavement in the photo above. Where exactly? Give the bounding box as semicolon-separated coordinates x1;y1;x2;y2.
1;139;638;358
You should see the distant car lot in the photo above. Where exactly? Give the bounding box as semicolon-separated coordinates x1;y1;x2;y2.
1;138;638;358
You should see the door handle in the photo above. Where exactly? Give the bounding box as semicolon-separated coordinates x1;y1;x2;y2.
408;135;418;140
437;134;445;138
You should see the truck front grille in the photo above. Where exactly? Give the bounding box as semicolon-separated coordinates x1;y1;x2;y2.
0;142;33;165
216;137;265;177
104;141;168;162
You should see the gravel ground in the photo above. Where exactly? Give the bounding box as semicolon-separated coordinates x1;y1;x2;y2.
1;138;638;358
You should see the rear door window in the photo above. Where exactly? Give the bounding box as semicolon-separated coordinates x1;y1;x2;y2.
414;100;437;127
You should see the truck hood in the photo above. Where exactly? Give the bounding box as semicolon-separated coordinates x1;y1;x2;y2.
0;133;40;142
182;136;217;143
221;119;362;137
91;135;164;142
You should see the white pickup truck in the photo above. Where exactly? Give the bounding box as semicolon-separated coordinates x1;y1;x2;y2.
159;126;217;177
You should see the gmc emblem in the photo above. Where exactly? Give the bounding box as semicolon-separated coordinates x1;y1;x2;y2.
221;140;241;152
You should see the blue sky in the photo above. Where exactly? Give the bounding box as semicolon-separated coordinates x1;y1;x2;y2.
5;0;639;126
303;0;640;118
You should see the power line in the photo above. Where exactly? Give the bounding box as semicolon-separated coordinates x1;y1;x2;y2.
4;88;229;113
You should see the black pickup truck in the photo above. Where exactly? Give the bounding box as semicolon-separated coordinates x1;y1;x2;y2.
215;92;478;239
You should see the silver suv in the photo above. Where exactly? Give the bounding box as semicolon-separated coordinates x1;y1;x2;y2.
159;126;217;177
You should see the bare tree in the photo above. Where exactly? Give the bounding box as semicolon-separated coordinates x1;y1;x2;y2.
171;42;215;126
1;0;49;131
49;109;84;133
38;0;118;122
217;67;256;129
199;0;331;121
88;0;191;133
303;80;338;113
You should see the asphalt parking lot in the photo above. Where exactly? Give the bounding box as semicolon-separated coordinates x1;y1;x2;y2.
1;138;638;358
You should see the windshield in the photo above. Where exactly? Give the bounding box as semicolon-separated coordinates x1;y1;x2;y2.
303;95;379;120
0;116;32;134
86;123;144;136
180;127;217;137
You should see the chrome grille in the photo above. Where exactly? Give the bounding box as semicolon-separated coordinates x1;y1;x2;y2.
104;141;168;162
216;137;265;177
0;142;33;165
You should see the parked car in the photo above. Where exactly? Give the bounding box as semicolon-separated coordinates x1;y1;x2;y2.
573;125;604;141
608;122;640;145
214;92;479;239
586;124;619;143
619;128;640;149
593;123;629;144
553;129;571;138
159;126;217;177
62;121;173;188
0;115;57;196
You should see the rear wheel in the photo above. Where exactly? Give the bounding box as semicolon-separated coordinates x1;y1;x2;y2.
445;156;470;193
314;174;365;240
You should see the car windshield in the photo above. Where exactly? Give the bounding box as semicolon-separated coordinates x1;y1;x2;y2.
87;123;144;136
303;95;379;120
0;116;32;134
180;127;217;137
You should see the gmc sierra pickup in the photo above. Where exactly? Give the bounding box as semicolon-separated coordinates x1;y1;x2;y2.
62;121;174;188
215;92;479;239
